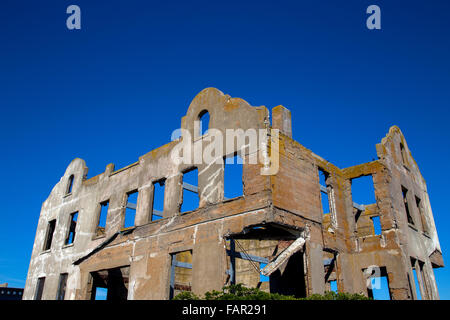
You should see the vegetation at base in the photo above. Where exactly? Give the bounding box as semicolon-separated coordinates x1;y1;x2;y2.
173;284;370;300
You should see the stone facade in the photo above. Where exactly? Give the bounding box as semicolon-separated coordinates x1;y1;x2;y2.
24;88;443;300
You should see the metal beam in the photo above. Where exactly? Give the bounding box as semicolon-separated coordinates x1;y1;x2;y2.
126;202;136;210
127;204;166;219
183;182;198;194
173;260;192;269
127;204;163;218
152;210;163;217
183;182;230;201
226;250;269;264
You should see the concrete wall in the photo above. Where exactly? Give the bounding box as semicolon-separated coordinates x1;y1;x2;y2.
24;88;443;300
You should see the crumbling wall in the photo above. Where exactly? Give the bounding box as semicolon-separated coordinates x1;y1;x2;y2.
24;88;443;300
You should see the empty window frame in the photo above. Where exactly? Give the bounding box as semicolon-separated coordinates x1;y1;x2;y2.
223;154;243;199
324;252;338;292
226;237;269;287
34;277;45;300
402;186;414;225
350;175;376;206
371;216;382;235
407;272;415;299
411;258;428;300
415;196;428;234
43;219;56;251
370;275;391;300
354;209;362;225
329;280;338;293
151;179;165;221
259;262;269;283
124;191;138;228
351;175;375;232
94;287;108;300
89;266;129;301
412;267;422;300
56;273;68;300
226;237;306;297
400;143;408;166
319;169;330;214
197;110;210;137
181;168;199;213
65;212;78;245
365;266;391;300
169;250;193;299
95;200;109;237
66;175;74;195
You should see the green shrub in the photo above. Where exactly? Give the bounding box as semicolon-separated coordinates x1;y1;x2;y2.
173;284;370;300
172;291;200;300
203;284;297;300
302;291;370;300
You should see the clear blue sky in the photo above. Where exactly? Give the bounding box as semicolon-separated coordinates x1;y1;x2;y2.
0;0;449;298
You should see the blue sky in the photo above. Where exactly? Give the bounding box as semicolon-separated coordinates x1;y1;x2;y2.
0;0;449;299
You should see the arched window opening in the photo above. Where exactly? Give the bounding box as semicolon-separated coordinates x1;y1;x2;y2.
197;110;210;137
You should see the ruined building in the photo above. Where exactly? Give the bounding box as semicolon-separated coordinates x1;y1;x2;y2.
24;88;443;300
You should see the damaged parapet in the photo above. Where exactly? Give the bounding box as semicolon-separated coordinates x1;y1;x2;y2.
23;88;443;300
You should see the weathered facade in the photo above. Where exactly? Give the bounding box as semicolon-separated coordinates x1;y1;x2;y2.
24;88;443;300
